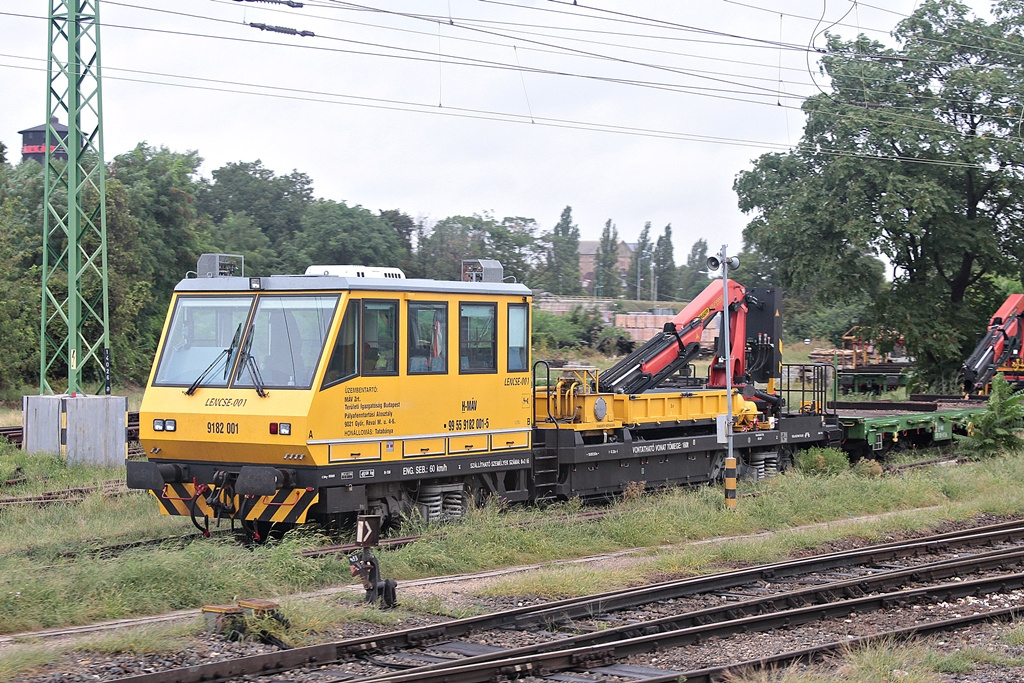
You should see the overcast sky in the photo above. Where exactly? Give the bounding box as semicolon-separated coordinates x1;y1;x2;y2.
0;0;995;262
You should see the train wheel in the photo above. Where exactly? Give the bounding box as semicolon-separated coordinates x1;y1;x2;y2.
708;450;748;483
464;478;489;513
777;446;794;473
708;450;727;484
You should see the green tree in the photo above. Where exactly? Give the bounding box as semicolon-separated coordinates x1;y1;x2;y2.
416;214;538;283
734;0;1024;381
103;178;157;382
489;216;539;285
536;206;583;295
675;238;708;301
594;219;622;298
198;160;313;248
653;224;676;301
0;141;7;166
106;145;209;383
532;309;582;350
378;209;416;252
732;245;775;290
209;210;281;276
378;209;418;275
416;215;489;281
0;198;42;392
108;144;208;311
627;222;653;300
287;200;406;271
0;160;46;271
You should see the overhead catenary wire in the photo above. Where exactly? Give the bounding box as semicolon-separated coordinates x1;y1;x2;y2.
8;3;1021;141
259;2;1024;123
105;2;1024;106
0;55;996;169
138;5;1024;143
2;4;1016;168
1;7;823;106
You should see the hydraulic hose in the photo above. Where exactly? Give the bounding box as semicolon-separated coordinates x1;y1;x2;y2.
189;483;210;537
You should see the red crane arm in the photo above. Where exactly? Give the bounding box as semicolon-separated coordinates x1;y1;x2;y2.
962;293;1024;394
598;278;748;394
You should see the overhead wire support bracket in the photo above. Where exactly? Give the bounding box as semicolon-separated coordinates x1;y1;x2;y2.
249;22;314;37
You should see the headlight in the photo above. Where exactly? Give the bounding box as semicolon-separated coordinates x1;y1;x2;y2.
279;423;291;436
153;419;164;431
164;419;176;432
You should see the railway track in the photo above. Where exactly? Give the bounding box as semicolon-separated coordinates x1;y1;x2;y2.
0;479;127;507
113;519;1024;683
0;411;140;447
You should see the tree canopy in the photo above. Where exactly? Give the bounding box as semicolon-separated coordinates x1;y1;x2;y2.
535;206;583;295
627;222;653;301
594;219;623;298
735;0;1024;381
653;224;677;301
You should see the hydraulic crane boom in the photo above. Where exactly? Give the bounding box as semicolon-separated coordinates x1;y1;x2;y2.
962;294;1024;394
598;279;748;394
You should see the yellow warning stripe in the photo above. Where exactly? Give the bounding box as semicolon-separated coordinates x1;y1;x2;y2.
150;483;318;524
245;488;319;524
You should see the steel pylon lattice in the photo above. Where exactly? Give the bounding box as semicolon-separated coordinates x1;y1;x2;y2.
41;0;110;395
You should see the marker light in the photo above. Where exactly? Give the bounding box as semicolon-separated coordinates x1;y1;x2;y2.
164;419;176;432
153;419;164;431
269;422;278;435
279;423;291;436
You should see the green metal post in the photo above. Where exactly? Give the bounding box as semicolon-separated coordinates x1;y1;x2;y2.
42;0;110;395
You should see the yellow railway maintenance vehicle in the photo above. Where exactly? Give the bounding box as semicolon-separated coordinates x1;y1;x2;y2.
128;255;834;539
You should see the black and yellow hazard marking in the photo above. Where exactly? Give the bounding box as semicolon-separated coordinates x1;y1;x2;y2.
245;487;319;524
724;455;737;510
150;484;318;524
152;482;207;516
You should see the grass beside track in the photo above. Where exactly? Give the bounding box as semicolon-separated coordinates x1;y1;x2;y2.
2;443;1024;679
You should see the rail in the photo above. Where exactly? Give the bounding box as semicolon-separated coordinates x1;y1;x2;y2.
112;519;1024;683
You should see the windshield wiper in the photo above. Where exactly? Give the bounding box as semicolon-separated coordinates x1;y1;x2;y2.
240;333;268;397
184;323;242;396
245;354;268;397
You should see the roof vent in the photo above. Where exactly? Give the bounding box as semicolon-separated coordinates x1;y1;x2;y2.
305;265;406;279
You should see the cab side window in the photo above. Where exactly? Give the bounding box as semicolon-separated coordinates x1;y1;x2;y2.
508;303;529;372
459;302;496;373
408;302;447;374
322;300;359;389
364;300;398;375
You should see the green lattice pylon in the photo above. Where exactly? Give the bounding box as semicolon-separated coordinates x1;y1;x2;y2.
41;0;110;395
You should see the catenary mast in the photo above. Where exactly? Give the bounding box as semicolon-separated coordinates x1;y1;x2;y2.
41;0;110;395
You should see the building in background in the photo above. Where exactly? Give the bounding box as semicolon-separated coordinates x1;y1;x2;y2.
578;240;633;295
18;117;69;164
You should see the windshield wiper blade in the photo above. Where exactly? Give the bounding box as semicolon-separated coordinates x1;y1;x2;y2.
240;333;268;397
184;349;227;396
223;323;243;380
184;323;242;396
246;354;268;397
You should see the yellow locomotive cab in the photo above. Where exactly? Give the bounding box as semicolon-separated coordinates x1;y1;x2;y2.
131;259;536;537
